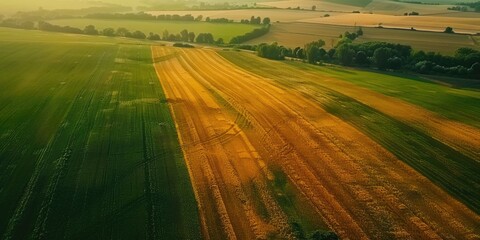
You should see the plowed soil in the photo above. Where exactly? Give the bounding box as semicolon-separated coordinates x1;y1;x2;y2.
152;46;480;239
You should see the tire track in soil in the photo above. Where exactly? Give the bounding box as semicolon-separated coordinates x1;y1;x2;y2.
152;46;292;240
2;51;109;240
154;47;480;239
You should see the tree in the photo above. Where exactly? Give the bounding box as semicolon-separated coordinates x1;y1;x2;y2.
304;40;326;64
84;25;98;35
387;57;402;69
295;48;305;59
336;43;355;66
355;51;368;65
188;32;196;42
196;33;215;43
327;48;336;59
356;27;363;36
162;30;169;40
131;30;146;39
464;53;480;66
444;26;454;33
116;27;129;37
229;27;270;44
257;42;285;60
102;28;115;36
470;62;480;74
455;47;478;58
373;47;393;69
148;32;161;40
344;31;357;40
262;17;271;25
414;60;434;73
195;15;203;21
312;5;316;11
305;45;320;64
180;29;189;42
216;38;224;44
205;17;210;22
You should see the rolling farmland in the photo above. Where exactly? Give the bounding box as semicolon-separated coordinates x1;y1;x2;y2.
1;21;480;239
0;28;200;239
246;22;479;54
303;13;480;34
48;19;261;43
152;46;480;239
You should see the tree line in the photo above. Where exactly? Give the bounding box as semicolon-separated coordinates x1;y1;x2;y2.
0;18;273;46
85;12;270;25
2;20;231;45
448;1;480;12
230;25;270;44
240;16;271;25
86;12;201;22
253;33;479;79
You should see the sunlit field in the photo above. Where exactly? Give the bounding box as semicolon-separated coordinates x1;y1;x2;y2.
1;0;479;239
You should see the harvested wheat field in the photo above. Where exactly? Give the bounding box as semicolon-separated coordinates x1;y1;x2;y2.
303;13;480;34
152;46;480;239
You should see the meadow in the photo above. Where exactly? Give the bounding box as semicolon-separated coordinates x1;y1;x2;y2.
0;28;200;239
48;19;261;42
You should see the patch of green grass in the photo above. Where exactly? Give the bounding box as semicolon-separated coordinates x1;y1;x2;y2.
268;167;330;239
0;28;200;239
222;50;480;128
295;64;480;129
48;18;263;42
323;0;373;7
219;50;480;214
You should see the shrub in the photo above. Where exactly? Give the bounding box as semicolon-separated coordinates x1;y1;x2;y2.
173;43;195;48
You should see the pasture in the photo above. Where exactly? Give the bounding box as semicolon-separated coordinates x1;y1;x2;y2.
48;18;261;42
246;22;479;54
0;28;200;239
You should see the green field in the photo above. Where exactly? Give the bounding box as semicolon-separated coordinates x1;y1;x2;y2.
247;22;479;54
219;50;480;213
48;18;262;42
1;23;479;239
0;28;201;239
324;0;373;7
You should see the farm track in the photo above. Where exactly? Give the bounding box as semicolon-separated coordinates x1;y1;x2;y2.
152;46;480;239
